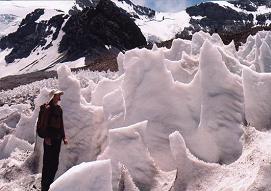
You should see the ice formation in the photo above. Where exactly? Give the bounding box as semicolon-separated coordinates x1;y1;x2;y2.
104;48;202;170
118;165;140;191
98;121;176;190
163;59;195;83
0;123;13;139
2;30;271;190
0;104;31;129
103;37;246;168
15;88;53;143
55;65;108;177
49;160;113;191
259;41;271;73
193;40;244;164
0;134;33;159
163;39;191;61
169;127;271;190
243;68;271;130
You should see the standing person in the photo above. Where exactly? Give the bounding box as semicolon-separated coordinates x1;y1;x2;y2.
41;89;68;191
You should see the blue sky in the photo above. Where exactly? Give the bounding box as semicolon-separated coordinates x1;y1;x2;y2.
131;0;227;12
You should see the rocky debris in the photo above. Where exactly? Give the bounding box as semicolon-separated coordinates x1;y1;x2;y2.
0;52;118;92
0;71;57;92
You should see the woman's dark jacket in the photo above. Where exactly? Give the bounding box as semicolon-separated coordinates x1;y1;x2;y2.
46;104;65;140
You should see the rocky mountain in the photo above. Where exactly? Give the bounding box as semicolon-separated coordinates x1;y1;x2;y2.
59;0;146;62
179;0;271;47
0;0;147;77
70;0;155;18
231;0;271;11
0;9;67;64
1;0;271;79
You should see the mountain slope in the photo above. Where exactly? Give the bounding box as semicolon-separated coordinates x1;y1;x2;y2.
179;0;271;45
59;0;146;62
1;0;271;79
0;0;146;78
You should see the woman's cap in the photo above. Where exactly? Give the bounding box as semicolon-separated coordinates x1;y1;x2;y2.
48;89;64;103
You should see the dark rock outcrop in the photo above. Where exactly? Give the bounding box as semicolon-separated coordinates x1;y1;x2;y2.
69;0;155;18
117;0;155;18
59;0;147;62
230;0;271;11
177;0;271;48
185;2;254;34
69;0;100;15
0;9;67;63
0;53;118;92
0;0;146;68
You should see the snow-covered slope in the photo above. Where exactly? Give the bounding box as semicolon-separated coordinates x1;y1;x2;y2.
183;0;271;40
2;0;271;79
0;0;146;78
0;1;74;78
1;30;271;190
111;0;190;42
0;1;73;36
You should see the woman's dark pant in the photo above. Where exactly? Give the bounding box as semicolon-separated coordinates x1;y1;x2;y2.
41;139;62;191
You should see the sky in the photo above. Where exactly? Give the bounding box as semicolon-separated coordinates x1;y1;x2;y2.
0;0;231;12
131;0;229;12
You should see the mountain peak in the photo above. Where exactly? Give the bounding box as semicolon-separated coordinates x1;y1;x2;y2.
229;0;271;11
70;0;155;18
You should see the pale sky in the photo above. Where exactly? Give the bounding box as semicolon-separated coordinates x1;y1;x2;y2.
131;0;235;12
1;0;234;12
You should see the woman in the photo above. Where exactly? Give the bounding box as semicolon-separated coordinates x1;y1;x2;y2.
41;89;68;191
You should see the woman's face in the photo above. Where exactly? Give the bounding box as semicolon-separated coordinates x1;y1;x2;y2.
53;94;61;104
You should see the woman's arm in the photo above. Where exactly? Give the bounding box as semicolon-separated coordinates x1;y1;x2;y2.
60;109;68;145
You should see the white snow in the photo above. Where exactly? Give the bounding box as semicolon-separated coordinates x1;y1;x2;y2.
135;11;190;42
91;76;123;106
118;165;140;191
193;40;244;163
169;127;271;190
192;15;205;20
54;65;108;177
49;57;86;71
111;0;190;42
0;104;30;128
49;160;113;191
2;30;271;191
36;9;64;23
0;1;74;78
212;1;247;13
14;88;53;143
213;1;271;25
2;0;271;79
0;134;33;159
243;67;271;130
259;41;271;72
163;38;192;61
0;1;73;15
0;1;73;37
98;121;176;190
